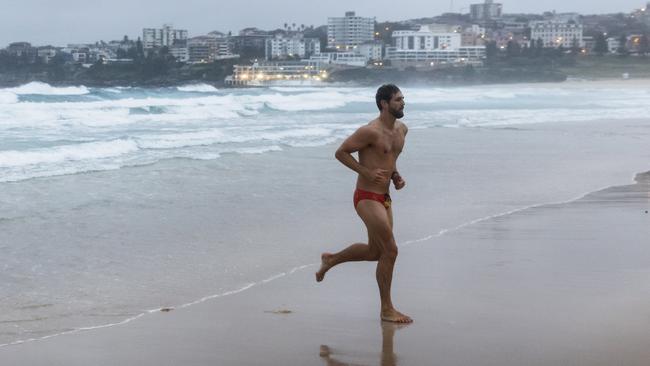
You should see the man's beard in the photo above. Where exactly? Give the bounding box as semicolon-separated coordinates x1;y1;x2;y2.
390;107;404;119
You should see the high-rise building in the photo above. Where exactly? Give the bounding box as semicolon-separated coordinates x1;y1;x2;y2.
142;24;188;49
327;11;375;50
470;0;503;21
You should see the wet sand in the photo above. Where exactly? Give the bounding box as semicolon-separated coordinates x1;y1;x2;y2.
1;172;649;365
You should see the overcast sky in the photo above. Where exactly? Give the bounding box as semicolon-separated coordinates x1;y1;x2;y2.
2;0;646;46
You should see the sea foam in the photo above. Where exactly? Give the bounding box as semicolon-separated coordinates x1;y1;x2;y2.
5;81;90;95
0;140;139;168
177;83;219;93
0;91;18;104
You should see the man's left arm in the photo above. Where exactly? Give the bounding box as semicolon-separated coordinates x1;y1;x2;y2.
392;123;408;190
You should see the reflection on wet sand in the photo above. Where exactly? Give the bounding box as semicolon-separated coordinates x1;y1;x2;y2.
319;322;409;366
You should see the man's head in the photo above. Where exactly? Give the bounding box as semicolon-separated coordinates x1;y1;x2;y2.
375;84;404;119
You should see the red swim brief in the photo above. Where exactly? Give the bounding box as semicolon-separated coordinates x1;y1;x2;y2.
353;188;392;209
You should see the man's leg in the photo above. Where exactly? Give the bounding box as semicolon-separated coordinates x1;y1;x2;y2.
315;238;379;282
316;199;411;323
356;201;410;323
315;197;392;281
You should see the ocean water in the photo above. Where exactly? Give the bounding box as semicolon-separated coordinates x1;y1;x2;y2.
2;81;650;183
1;80;650;347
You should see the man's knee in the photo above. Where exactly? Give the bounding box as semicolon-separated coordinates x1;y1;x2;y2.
384;245;398;260
378;237;398;261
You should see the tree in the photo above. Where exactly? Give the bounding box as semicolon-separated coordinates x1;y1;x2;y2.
618;34;628;56
485;41;498;61
571;36;581;54
506;40;521;58
304;25;328;52
136;38;145;60
593;33;608;56
536;38;544;57
639;34;649;56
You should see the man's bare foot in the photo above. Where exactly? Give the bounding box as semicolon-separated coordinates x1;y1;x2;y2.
381;308;413;323
315;253;334;282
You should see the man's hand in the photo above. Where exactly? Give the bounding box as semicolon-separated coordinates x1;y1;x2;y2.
368;168;391;185
392;172;406;190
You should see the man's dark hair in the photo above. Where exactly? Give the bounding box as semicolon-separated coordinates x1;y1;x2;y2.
375;84;401;111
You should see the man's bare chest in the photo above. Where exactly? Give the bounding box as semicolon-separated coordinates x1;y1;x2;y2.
370;133;404;156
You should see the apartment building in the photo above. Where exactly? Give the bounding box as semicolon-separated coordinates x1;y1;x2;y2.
327;11;375;50
265;34;320;60
187;35;237;63
530;18;584;48
385;25;486;68
470;0;503;21
143;24;188;49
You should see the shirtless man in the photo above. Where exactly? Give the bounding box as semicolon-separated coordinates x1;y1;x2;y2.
316;84;412;324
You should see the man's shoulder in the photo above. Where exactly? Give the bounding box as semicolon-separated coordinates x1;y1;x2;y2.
396;120;408;135
358;120;381;135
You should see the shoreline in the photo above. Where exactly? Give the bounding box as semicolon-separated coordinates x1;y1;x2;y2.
0;170;648;365
1;162;648;347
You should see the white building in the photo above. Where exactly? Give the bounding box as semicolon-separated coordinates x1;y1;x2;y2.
386;25;485;68
355;41;383;61
607;37;621;53
309;52;368;67
187;35;237;63
170;46;189;62
327;11;375;50
265;35;320;60
37;47;57;63
392;25;462;51
530;19;583;48
71;49;88;63
462;25;487;46
470;0;503;21
143;24;188;49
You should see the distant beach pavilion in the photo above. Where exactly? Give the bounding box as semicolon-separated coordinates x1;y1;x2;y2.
225;60;326;86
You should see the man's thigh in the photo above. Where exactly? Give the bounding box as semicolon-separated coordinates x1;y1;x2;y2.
355;199;393;250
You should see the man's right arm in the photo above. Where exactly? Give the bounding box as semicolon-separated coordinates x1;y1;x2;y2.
335;126;389;184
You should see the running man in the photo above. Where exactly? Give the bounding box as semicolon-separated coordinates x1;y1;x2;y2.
316;84;412;323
